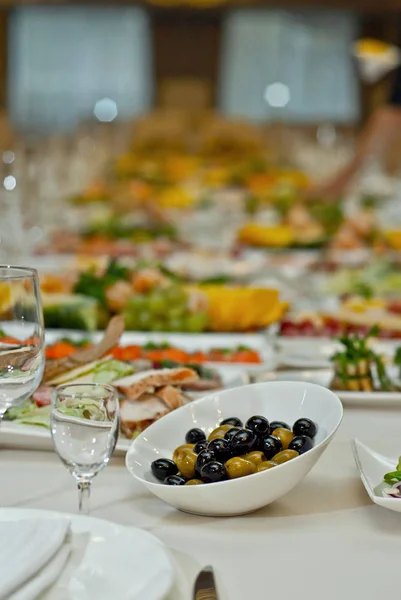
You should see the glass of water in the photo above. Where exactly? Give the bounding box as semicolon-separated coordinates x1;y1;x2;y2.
0;266;45;421
51;383;119;514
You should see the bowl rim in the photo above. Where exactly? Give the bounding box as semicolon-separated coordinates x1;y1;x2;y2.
125;380;343;490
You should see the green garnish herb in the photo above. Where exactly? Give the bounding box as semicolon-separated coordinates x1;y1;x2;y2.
59;337;91;347
331;326;396;391
143;342;171;350
384;469;401;485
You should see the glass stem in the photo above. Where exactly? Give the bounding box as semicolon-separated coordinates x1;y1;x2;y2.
77;479;91;515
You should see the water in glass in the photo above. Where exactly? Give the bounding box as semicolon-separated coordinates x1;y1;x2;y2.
51;383;119;514
0;266;45;420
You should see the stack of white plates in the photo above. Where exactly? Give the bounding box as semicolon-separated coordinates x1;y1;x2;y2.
0;509;173;600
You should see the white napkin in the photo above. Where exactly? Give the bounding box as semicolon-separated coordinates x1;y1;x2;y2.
8;543;71;600
0;519;71;600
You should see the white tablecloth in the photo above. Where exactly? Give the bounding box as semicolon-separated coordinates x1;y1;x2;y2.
2;405;401;600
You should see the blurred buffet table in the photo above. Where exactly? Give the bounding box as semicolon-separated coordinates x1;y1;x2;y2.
1;111;401;599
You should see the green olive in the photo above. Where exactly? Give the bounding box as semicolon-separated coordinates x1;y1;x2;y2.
185;479;203;485
272;449;299;464
172;444;195;464
257;461;277;472
176;451;197;479
208;425;233;442
242;451;265;467
272;427;294;450
225;457;256;479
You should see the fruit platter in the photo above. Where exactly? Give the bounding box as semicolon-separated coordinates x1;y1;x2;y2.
35;259;288;333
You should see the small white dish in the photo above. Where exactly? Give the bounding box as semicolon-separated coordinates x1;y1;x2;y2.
0;508;174;600
276;337;339;369
126;381;343;517
352;438;401;512
257;369;401;407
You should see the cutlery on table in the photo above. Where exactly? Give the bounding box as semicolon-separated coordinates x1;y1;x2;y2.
193;566;219;600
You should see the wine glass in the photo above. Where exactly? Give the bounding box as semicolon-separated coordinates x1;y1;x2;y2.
0;266;45;421
50;383;120;514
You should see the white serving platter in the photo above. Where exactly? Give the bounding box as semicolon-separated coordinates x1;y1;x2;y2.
0;422;132;455
276;336;401;369
0;361;248;454
44;330;275;374
352;438;401;513
257;368;401;407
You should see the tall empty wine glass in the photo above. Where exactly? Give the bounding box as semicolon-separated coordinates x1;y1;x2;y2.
0;266;45;421
50;383;120;514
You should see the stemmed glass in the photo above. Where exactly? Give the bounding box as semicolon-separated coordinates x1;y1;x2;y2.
0;266;45;421
50;383;120;514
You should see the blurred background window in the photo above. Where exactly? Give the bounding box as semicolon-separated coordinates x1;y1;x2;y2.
219;9;360;123
8;6;153;132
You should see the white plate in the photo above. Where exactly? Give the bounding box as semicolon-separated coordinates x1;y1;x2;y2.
0;422;132;455
276;338;338;368
1;330;267;452
164;250;267;281
0;368;247;453
276;337;400;369
44;330;274;375
351;438;401;513
257;369;401;406
0;508;174;599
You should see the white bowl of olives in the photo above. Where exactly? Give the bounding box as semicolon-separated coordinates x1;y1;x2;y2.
125;381;343;516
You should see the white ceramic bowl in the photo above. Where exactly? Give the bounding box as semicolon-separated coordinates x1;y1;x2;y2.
125;381;343;516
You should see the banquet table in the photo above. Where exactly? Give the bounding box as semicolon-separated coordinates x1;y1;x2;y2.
2;404;401;600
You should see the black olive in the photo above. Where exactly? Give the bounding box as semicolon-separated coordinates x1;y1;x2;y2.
293;418;317;439
230;429;257;455
224;427;241;442
270;420;290;433
151;458;178;482
289;435;313;454
194;440;209;454
246;415;270;436
208;438;232;462
221;417;243;427
253;435;266;452
164;475;186;486
195;450;216;478
262;435;282;460
200;461;227;483
185;428;206;445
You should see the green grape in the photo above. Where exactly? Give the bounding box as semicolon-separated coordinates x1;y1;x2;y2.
148;292;167;316
122;311;138;330
128;294;148;311
167;318;186;332
164;285;187;307
185;312;209;333
168;306;186;319
136;311;152;330
150;319;167;332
